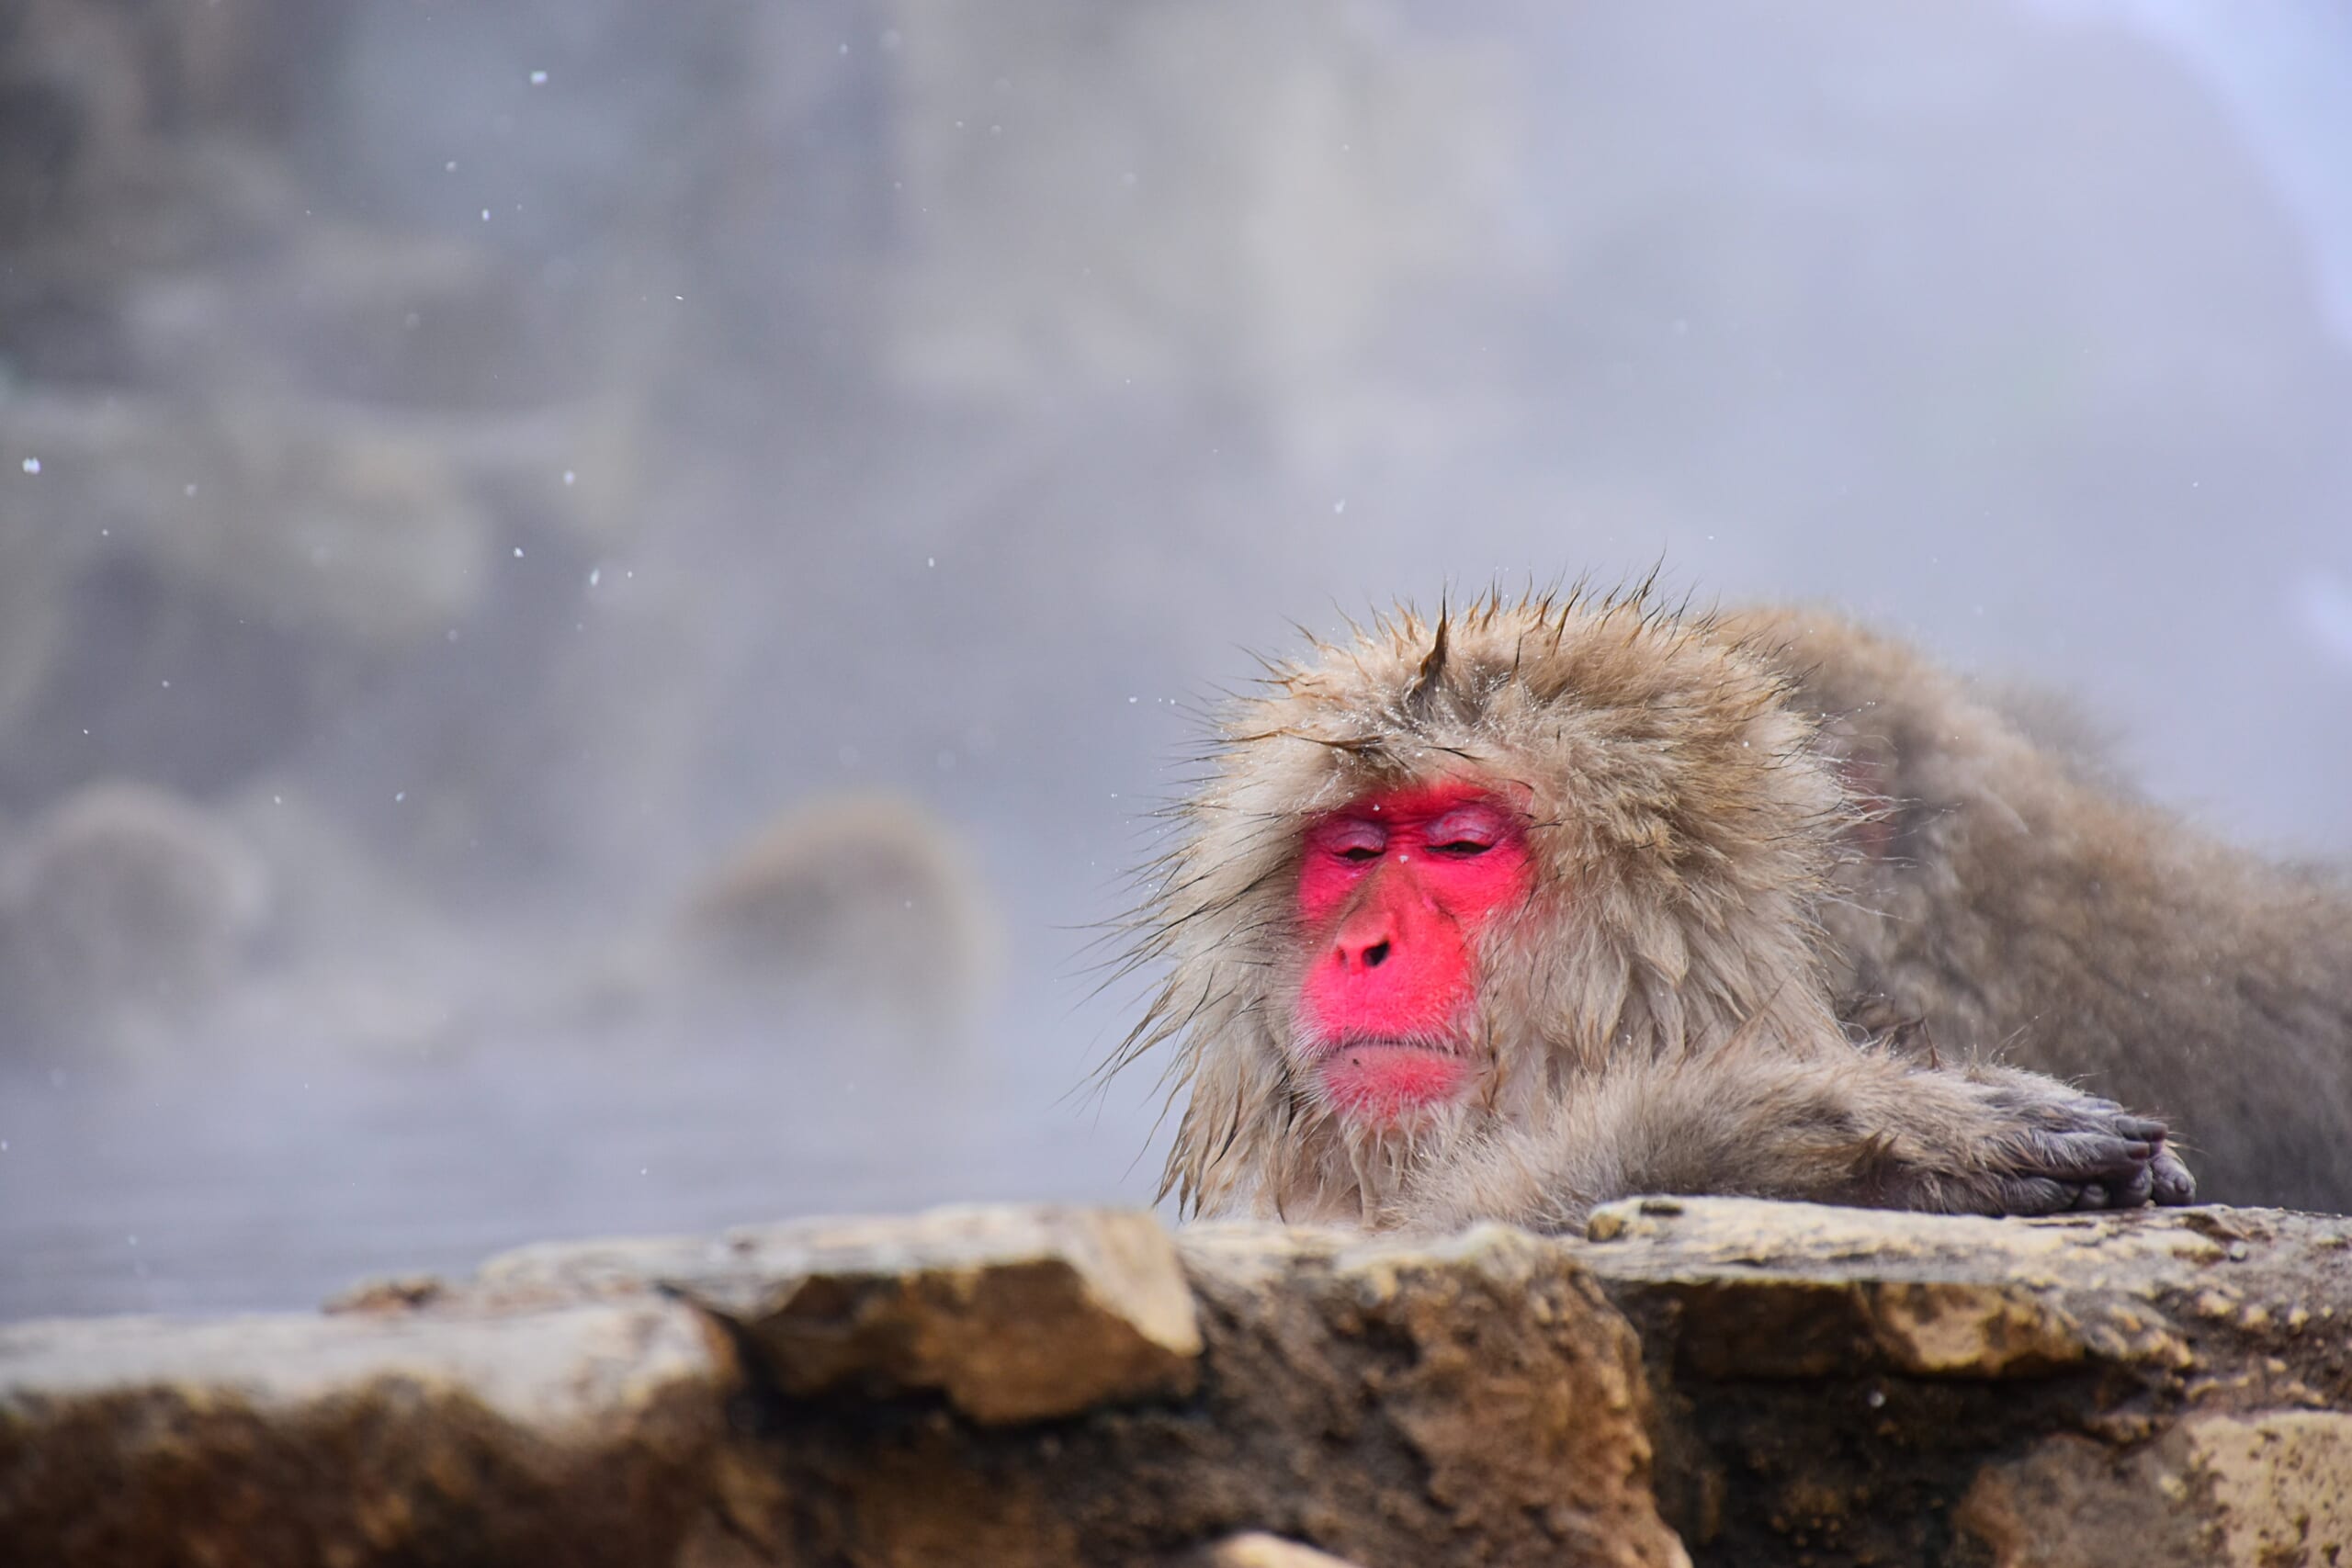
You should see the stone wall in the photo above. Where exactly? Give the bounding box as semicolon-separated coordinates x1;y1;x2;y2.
6;1198;2351;1565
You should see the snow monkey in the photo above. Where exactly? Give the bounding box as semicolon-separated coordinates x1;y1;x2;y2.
681;793;1001;1038
1120;587;2351;1231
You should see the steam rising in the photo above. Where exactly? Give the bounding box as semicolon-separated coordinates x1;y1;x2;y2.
0;0;2346;1318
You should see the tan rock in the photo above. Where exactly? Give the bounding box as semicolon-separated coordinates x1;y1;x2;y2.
481;1204;1202;1425
0;1302;731;1568
1957;1413;2352;1566
1168;1223;1688;1568
1576;1195;2294;1376
1860;1280;2087;1377
359;1208;1686;1566
24;1197;2352;1567
2192;1414;2352;1565
1575;1197;2352;1564
1200;1531;1370;1567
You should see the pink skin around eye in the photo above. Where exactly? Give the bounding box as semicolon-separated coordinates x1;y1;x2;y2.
1295;783;1532;1125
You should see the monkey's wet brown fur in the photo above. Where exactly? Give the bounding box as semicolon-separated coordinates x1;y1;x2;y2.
1753;606;2352;1214
1120;585;2345;1231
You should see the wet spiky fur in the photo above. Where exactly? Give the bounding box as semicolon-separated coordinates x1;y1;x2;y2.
1116;583;2298;1230
1125;585;1857;1223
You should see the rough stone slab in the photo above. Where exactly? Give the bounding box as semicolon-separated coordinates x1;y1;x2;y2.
476;1203;1204;1424
1571;1196;2352;1565
701;1221;1688;1568
29;1196;2352;1566
0;1302;731;1568
1181;1224;1689;1568
178;1213;1693;1568
1578;1196;2352;1392
1957;1413;2352;1568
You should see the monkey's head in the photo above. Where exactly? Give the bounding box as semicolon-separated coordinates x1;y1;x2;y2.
1124;590;1853;1222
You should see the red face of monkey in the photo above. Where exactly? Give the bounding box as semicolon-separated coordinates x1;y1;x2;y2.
1294;782;1532;1125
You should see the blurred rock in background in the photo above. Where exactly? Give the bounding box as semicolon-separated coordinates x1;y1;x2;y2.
0;0;643;862
877;0;1512;465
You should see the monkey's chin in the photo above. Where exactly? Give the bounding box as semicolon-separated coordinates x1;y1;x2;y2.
1311;1041;1476;1128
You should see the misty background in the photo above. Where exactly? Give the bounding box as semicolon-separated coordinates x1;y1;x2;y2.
2;0;2347;1320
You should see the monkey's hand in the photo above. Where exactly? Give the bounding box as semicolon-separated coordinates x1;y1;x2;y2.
1876;1063;2197;1216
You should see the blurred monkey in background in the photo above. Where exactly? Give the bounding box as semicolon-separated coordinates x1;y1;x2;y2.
681;792;1001;1041
0;781;268;1055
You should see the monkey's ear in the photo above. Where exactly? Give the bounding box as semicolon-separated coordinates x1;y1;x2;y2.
1833;748;1900;863
1405;611;1452;720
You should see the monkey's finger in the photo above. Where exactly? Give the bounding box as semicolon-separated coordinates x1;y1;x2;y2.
2013;1131;2154;1181
2150;1149;2197;1206
2098;1158;2157;1209
1986;1088;2165;1142
2111;1114;2171;1144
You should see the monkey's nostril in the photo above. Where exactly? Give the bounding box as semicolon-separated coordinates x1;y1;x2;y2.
1363;940;1391;969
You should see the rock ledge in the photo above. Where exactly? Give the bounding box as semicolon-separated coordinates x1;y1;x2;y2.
6;1198;2351;1566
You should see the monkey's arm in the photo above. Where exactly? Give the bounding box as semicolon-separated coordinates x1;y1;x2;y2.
1390;1049;2195;1235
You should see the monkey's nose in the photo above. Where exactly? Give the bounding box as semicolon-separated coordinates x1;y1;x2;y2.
1333;914;1396;972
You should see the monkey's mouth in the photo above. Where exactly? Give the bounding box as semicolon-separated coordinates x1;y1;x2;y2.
1306;1036;1476;1125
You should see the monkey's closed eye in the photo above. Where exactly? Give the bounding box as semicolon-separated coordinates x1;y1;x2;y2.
1429;840;1492;858
1339;845;1383;863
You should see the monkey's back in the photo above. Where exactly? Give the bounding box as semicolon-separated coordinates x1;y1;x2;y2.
1736;608;2352;1213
